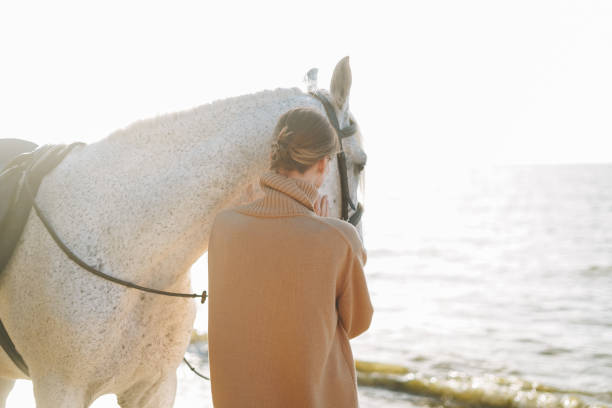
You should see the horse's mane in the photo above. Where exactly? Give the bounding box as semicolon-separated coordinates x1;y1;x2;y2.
105;87;306;142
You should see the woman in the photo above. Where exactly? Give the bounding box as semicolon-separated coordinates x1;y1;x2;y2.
208;107;373;407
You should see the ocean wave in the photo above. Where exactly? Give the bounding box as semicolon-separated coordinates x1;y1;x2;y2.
356;361;611;408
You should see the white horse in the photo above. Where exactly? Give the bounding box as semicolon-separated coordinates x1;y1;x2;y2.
0;56;367;408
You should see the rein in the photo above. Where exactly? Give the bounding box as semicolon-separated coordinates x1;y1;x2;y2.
23;178;211;380
26;180;208;304
310;91;364;227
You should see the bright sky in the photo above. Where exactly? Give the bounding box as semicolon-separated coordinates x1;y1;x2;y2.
1;0;611;168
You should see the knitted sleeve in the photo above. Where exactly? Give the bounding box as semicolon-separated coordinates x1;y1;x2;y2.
337;244;373;339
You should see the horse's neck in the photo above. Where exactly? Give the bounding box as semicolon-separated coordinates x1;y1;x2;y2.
37;87;317;285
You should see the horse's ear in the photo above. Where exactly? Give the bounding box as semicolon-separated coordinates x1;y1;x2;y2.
305;68;319;93
330;56;352;111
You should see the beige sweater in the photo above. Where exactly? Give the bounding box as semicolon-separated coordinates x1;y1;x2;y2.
207;171;373;408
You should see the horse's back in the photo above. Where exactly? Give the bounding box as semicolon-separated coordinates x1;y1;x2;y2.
0;139;38;171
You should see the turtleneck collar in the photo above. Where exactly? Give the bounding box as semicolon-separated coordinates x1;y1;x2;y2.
234;171;319;217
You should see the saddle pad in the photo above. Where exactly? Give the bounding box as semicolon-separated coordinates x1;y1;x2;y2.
0;142;84;274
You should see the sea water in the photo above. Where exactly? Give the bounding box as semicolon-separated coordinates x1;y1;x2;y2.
7;164;612;407
350;164;612;407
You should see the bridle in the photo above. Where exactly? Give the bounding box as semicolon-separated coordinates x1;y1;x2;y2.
24;92;364;307
22;91;365;305
310;90;364;227
24;90;366;300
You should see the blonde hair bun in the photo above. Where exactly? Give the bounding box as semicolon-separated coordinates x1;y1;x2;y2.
270;108;339;174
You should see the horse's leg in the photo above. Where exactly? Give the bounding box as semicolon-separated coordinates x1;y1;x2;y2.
117;372;177;408
31;377;89;408
0;378;15;408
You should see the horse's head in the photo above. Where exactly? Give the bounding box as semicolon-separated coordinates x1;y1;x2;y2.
309;57;367;241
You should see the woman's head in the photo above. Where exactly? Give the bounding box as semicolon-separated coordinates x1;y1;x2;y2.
270;107;340;176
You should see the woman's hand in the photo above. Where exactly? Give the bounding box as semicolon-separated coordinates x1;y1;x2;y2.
314;194;329;217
